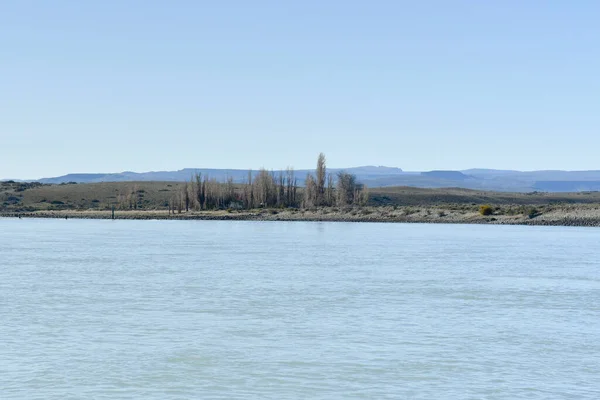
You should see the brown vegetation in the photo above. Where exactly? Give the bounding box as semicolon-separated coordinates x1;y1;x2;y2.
0;153;370;213
166;153;368;212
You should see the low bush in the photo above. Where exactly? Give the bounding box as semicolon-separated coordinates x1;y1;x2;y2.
479;205;493;216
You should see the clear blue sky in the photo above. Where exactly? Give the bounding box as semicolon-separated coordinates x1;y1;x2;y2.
1;1;599;179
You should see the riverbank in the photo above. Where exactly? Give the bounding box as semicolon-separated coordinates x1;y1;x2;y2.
3;205;600;227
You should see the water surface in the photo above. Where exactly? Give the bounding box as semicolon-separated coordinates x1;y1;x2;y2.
1;219;599;399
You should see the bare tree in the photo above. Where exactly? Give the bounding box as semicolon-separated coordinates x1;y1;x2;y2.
242;170;253;209
253;169;277;208
176;191;183;213
358;184;369;206
303;174;317;208
315;153;326;206
189;173;198;210
277;171;285;207
183;182;190;212
224;176;235;208
194;172;204;210
336;171;357;206
326;173;335;206
286;167;297;207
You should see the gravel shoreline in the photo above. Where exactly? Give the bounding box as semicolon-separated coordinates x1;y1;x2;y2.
3;206;600;227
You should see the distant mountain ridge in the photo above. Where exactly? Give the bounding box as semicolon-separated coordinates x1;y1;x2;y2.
36;166;406;185
9;166;600;192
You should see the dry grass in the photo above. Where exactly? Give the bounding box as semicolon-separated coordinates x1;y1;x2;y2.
0;181;185;211
369;186;600;206
3;181;600;217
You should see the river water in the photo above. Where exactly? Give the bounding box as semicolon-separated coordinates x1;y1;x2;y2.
1;219;599;399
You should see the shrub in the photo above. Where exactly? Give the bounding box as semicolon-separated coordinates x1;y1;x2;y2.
527;207;540;219
479;205;493;216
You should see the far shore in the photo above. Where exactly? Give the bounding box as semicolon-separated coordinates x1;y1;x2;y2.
3;205;600;227
5;180;600;227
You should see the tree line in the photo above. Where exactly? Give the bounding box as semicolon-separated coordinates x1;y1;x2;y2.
168;153;368;213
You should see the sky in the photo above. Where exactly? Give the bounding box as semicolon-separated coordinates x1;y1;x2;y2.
1;1;599;179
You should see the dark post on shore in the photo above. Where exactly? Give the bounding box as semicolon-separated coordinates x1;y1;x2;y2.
111;205;115;220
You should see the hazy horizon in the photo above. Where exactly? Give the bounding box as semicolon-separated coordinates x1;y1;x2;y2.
2;1;599;178
9;164;600;182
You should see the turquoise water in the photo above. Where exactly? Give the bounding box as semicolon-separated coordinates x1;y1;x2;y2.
1;219;599;399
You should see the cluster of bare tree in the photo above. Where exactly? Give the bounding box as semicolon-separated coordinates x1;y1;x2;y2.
116;184;144;210
168;153;368;213
301;153;368;208
169;168;299;213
